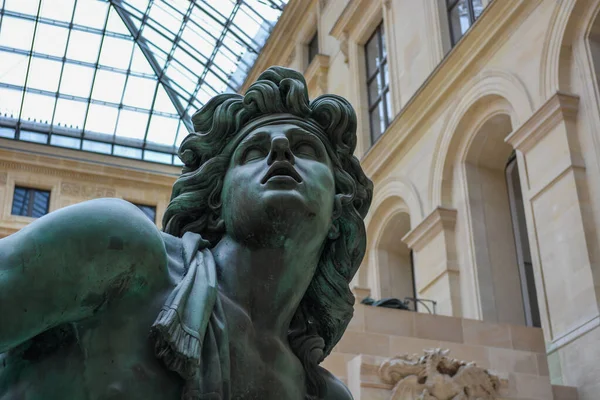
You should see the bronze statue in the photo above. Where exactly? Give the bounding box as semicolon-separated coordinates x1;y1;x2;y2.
0;67;373;400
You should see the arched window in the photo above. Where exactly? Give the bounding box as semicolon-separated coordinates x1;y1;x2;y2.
465;113;540;327
377;211;416;310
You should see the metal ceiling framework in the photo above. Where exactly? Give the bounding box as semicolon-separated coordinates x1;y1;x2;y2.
0;0;286;165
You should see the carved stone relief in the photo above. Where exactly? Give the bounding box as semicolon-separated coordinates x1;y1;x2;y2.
378;349;500;400
60;182;116;199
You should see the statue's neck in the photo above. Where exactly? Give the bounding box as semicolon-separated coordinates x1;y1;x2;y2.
211;234;321;339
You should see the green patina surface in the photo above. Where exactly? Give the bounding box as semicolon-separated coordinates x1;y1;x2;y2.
0;67;373;400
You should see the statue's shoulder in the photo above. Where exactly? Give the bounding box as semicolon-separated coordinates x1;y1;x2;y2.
319;367;354;400
10;198;168;284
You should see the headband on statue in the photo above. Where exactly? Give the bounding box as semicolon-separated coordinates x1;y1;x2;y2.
223;113;331;154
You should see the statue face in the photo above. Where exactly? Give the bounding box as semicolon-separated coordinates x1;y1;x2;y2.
221;122;335;247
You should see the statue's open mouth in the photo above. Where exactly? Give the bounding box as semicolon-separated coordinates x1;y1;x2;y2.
261;161;303;184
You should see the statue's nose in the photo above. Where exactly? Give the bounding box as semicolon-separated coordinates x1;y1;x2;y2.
267;136;295;164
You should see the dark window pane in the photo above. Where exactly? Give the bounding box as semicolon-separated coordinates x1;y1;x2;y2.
308;32;318;65
377;101;386;133
134;203;157;223
365;31;380;76
368;78;380;104
369;104;383;142
473;0;484;18
382;61;389;86
448;0;477;45
385;90;393;125
365;23;389;144
12;187;50;218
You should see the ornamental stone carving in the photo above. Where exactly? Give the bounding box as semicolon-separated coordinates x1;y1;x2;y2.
378;349;500;400
60;181;116;198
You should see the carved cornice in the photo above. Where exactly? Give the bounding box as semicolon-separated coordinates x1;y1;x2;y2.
0;159;176;190
505;91;580;153
305;54;330;95
0;141;178;189
329;0;370;40
361;0;542;178
402;207;457;251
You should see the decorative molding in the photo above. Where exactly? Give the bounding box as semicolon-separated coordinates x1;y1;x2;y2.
0;159;176;190
340;32;349;64
383;0;391;10
305;54;330;95
329;0;369;40
547;314;600;354
505;91;580;152
379;349;500;400
402;207;457;251
0;172;7;184
60;182;116;199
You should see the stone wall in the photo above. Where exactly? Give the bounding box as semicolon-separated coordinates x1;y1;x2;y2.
244;0;600;397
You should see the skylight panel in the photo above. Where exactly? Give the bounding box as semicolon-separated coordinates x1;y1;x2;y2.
59;64;95;98
0;17;36;50
0;87;23;118
40;0;76;23
98;36;134;70
153;85;177;114
91;69;127;104
26;57;62;92
53;98;87;130
85;103;118;135
0;0;288;165
122;75;156;109
73;0;109;30
146;114;178;146
0;51;28;86
114;109;149;140
21;92;55;125
66;30;102;63
3;0;38;15
32;23;69;57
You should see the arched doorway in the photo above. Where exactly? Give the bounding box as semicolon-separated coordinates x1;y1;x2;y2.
376;211;416;309
465;113;540;326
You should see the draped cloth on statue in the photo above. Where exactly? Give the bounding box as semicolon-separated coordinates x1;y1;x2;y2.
150;232;231;400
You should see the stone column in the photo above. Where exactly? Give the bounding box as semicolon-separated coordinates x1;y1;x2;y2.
402;207;460;316
505;92;600;345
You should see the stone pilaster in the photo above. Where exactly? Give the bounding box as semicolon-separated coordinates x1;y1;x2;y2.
402;207;460;316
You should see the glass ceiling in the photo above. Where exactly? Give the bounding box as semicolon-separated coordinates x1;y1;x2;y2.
0;0;287;165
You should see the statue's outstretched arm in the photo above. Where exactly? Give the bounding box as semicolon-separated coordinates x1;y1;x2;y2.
0;198;168;353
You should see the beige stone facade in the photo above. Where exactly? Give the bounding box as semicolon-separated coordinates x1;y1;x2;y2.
0;139;177;237
3;0;600;398
244;0;600;398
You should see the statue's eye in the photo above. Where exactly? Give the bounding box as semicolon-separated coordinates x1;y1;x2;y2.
243;147;266;163
294;142;318;158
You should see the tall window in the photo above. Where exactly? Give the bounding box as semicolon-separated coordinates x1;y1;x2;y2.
134;203;157;223
365;23;392;143
447;0;484;45
308;32;319;65
12;186;50;218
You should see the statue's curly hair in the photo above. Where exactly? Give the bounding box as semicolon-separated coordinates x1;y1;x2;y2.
163;66;373;399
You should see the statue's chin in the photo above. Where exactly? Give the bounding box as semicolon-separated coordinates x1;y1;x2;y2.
226;203;328;250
